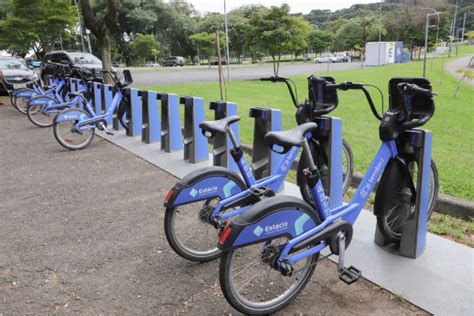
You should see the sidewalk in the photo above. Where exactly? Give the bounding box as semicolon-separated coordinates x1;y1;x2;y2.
0;99;423;314
445;56;474;85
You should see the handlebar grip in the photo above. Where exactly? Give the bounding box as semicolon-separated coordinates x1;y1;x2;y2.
260;76;290;83
398;83;433;97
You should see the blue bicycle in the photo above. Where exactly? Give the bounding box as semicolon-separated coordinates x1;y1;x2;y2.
163;75;353;262
52;70;133;150
217;79;438;314
8;65;70;114
26;79;89;128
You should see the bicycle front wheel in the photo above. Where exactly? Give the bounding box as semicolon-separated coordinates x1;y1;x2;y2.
376;160;439;243
298;138;354;205
27;98;56;128
219;236;319;315
53;108;95;150
12;94;33;114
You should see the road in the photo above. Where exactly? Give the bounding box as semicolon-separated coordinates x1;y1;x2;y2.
129;62;362;86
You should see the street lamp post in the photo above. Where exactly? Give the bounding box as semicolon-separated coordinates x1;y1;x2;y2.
224;0;231;82
423;9;442;78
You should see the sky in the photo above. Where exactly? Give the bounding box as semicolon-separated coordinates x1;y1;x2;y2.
182;0;381;14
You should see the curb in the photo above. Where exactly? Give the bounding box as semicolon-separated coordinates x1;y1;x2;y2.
241;144;474;219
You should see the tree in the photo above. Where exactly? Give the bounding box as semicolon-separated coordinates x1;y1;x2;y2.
307;29;334;54
78;0;119;81
250;4;310;75
0;0;77;57
129;33;159;64
189;31;225;67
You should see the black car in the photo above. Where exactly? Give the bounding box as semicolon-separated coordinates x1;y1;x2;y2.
41;51;107;82
0;57;39;95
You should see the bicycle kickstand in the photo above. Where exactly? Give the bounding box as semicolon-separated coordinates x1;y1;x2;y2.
337;233;361;285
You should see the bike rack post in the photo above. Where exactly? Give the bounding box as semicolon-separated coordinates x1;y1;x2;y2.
313;117;344;208
126;88;143;137
180;96;208;163
112;90;124;131
249;107;283;190
93;82;102;116
160;93;183;152
374;130;432;259
69;78;78;93
103;85;114;124
141;91;161;144
209;101;239;171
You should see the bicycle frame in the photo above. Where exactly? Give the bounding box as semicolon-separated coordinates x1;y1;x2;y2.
74;89;123;131
279;140;398;265
211;143;300;222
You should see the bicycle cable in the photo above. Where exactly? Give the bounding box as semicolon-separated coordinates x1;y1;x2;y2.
363;83;385;114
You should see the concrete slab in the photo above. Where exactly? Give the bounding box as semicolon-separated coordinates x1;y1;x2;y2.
98;130;474;316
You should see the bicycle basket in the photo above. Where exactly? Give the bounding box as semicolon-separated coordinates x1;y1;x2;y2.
389;78;434;121
308;75;338;113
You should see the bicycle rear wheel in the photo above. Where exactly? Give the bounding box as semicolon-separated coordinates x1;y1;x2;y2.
53;108;95;150
219;235;319;315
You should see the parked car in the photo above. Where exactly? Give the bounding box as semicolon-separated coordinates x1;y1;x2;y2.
26;59;42;68
142;61;160;68
164;56;185;67
41;50;111;82
314;54;337;63
113;62;126;68
210;57;228;65
0;56;38;95
333;52;352;63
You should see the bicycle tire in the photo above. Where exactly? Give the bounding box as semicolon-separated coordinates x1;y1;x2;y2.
298;139;354;205
375;159;439;243
53;108;95;150
219;204;320;314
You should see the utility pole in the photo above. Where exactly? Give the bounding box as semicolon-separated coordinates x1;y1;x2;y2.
216;30;224;101
423;10;442;78
377;1;382;66
450;0;459;57
224;0;231;82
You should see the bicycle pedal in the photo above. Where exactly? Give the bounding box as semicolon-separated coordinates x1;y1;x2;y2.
339;265;361;285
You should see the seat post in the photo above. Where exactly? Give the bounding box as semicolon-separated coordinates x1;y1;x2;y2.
302;138;318;174
226;126;240;149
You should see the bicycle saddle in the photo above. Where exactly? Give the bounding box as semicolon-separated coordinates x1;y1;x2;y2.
199;115;240;137
265;122;318;149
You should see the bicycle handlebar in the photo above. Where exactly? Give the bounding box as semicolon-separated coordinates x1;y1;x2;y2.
327;81;383;121
260;76;299;108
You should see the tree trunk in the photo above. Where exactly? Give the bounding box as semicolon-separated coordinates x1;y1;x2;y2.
99;33;113;83
271;54;276;76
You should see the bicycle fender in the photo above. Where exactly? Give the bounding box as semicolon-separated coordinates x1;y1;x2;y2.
164;166;246;208
14;89;37;98
28;95;57;107
373;158;407;217
218;195;320;251
54;110;90;123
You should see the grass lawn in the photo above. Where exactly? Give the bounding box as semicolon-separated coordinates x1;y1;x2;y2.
139;45;474;201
